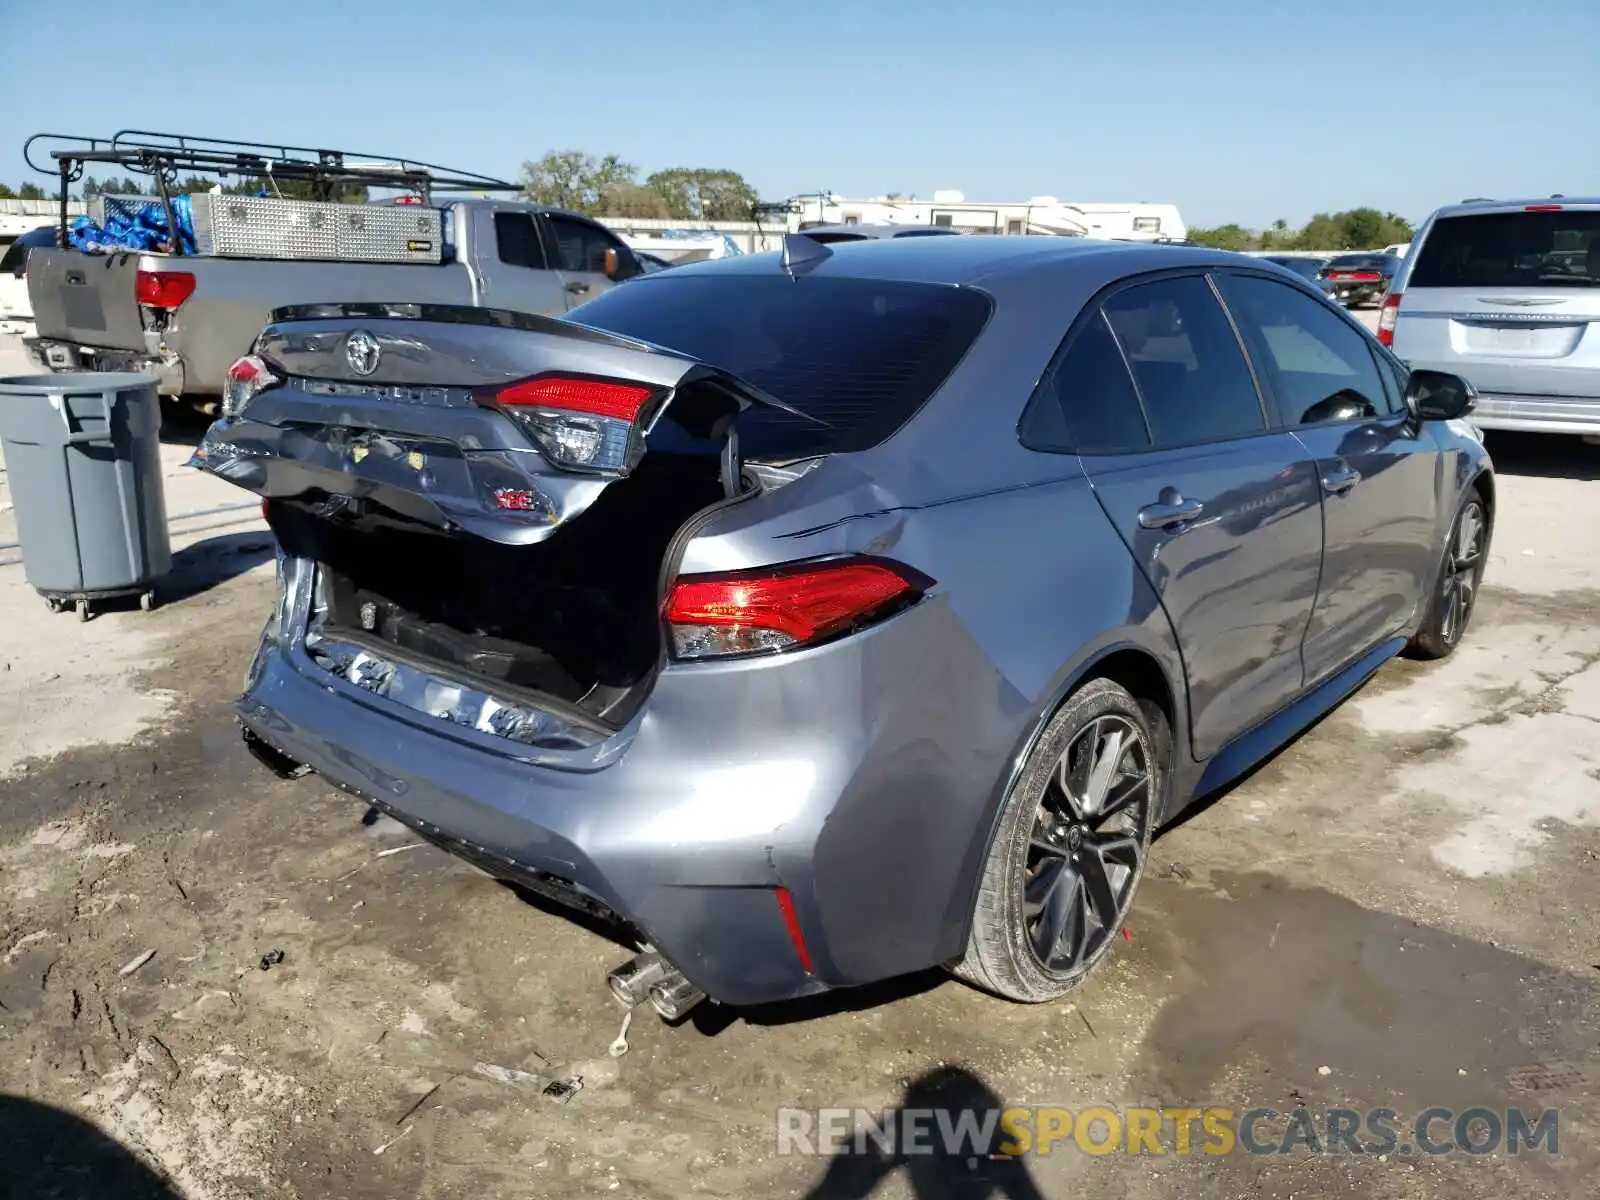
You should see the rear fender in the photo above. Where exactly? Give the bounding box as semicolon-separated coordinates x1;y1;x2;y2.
937;616;1190;965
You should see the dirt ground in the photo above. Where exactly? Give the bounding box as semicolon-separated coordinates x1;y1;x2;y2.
2;332;1598;1200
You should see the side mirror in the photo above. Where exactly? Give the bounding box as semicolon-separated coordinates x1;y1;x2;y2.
1406;369;1477;421
602;247;640;281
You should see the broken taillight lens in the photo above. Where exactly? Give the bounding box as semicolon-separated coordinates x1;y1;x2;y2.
482;374;661;474
664;557;931;660
222;354;281;417
134;269;196;310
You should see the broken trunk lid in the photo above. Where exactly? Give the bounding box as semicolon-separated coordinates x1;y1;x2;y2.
189;304;822;546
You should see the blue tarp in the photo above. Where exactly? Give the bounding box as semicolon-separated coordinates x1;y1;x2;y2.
69;194;196;255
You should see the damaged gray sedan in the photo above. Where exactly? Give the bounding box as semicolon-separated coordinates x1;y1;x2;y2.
198;235;1491;1019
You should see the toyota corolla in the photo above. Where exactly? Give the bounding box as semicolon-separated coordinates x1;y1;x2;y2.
195;235;1491;1020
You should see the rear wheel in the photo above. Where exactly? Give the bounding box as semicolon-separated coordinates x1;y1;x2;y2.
953;678;1165;1003
1407;488;1488;660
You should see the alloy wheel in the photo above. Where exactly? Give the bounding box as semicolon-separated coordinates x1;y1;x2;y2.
1023;714;1152;974
1440;501;1485;647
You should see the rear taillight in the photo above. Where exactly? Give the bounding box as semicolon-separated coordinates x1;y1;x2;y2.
134;269;196;310
1524;203;1563;212
483;373;662;474
664;556;930;660
1377;292;1402;347
222;354;281;417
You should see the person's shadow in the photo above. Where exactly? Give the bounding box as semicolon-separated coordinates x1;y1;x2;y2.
802;1066;1047;1200
0;1093;181;1199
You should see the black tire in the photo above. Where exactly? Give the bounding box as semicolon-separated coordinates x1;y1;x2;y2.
952;678;1168;1003
1406;486;1489;661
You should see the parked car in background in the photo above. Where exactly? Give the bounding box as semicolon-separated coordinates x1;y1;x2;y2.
1262;253;1328;282
798;222;964;243
203;235;1491;1020
0;224;55;336
1316;252;1401;308
1382;242;1411;258
1385;197;1600;437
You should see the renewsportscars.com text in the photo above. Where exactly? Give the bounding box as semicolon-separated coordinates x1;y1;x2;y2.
776;1105;1559;1158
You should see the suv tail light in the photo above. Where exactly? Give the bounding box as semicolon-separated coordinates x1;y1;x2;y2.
664;556;931;660
134;269;196;310
480;373;663;474
1377;292;1402;347
222;354;281;416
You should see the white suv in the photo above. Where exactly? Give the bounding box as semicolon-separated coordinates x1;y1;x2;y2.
1383;199;1600;437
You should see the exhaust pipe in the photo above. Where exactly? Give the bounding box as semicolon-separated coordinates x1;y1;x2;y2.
606;952;666;1008
648;972;707;1021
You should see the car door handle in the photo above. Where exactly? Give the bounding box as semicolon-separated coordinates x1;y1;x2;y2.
565;281;589;295
1321;466;1361;495
1137;496;1205;530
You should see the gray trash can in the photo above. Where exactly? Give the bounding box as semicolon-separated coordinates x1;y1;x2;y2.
0;371;171;620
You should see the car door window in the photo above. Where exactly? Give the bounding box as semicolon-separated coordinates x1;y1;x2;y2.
494;212;548;270
1101;275;1266;447
545;215;618;274
1023;310;1151;453
1218;274;1393;424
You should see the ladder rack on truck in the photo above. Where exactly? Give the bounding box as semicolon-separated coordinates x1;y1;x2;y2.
23;130;521;255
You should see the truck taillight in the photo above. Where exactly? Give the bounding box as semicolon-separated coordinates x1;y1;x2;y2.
482;373;662;474
223;354;281;417
1377;293;1402;347
134;269;196;310
664;557;931;660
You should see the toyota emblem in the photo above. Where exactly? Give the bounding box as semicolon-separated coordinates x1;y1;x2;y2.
344;329;381;377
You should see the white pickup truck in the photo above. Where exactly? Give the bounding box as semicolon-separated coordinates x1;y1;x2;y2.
22;133;649;410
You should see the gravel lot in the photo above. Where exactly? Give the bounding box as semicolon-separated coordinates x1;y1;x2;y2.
2;325;1598;1200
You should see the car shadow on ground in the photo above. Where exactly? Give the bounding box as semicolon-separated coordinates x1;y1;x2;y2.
158;398;214;448
159;529;275;605
799;1065;1048;1200
0;1093;181;1199
1483;431;1600;481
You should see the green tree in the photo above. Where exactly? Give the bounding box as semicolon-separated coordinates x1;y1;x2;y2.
1294;208;1414;250
1260;218;1291;249
220;176;368;203
602;182;672;218
644;168;758;221
179;175;215;193
1188;223;1255;251
0;184;15;199
17;183;46;201
521;151;638;214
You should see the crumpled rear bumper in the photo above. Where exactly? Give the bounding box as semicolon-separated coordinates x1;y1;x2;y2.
237;644;827;1007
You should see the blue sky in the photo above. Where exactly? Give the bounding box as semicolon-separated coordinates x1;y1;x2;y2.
2;0;1595;229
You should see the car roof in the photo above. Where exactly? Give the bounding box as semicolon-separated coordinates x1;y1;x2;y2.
1426;197;1600;219
800;223;962;240
654;234;1250;288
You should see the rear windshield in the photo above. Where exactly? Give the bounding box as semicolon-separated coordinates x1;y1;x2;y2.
1410;210;1600;288
567;274;993;458
1267;256;1323;279
1325;254;1389;270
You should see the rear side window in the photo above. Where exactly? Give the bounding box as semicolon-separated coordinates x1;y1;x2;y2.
1217;274;1394;422
494;213;547;270
1026;311;1150;453
569;275;993;458
1410;210;1600;288
1101;276;1266;447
